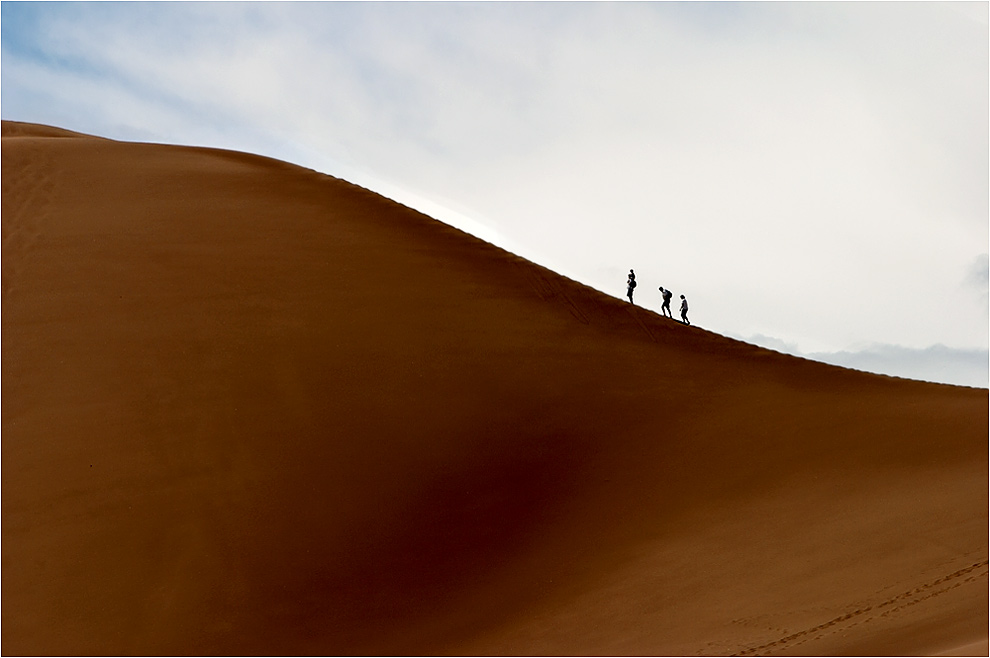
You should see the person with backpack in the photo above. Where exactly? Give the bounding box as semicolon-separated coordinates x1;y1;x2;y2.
659;286;673;318
626;269;637;304
680;294;690;325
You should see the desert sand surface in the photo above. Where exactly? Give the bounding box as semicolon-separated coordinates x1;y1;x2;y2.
3;120;987;656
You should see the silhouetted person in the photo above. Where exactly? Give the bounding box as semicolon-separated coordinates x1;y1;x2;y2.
680;294;690;325
626;269;637;304
659;286;673;318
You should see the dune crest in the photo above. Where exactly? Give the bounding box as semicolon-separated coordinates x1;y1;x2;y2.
2;119;96;139
3;122;986;656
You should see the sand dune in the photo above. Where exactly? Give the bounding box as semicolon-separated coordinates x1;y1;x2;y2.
3;120;986;656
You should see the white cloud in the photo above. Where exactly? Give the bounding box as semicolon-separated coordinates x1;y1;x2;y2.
964;253;989;313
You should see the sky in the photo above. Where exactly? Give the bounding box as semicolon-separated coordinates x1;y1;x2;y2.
2;1;988;387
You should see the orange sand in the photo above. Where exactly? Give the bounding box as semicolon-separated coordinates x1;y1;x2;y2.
3;120;987;655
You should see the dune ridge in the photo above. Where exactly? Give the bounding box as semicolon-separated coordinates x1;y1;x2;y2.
2;121;987;656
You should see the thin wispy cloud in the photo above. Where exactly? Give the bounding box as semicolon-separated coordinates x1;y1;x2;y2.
964;253;989;313
2;2;986;386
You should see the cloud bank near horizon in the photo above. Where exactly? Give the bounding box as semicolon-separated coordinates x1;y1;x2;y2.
2;2;987;387
739;333;988;389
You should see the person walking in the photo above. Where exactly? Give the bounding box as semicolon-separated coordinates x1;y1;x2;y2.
626;269;637;304
659;286;673;318
679;294;690;325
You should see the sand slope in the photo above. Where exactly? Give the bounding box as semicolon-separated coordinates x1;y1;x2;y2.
3;120;986;656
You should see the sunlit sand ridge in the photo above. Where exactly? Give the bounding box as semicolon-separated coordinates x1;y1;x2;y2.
3;121;986;656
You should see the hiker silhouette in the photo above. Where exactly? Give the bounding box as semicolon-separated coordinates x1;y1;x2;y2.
659;286;673;318
626;269;637;304
680;295;690;325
